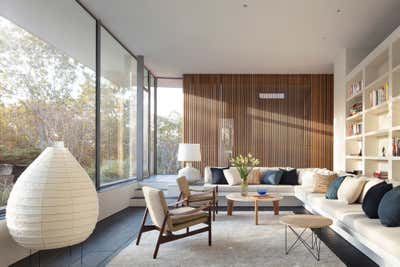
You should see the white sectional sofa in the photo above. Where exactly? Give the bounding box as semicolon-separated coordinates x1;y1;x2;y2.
202;167;328;206
295;185;400;267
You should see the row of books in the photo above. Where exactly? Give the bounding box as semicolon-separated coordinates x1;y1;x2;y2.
347;80;362;98
347;122;363;136
368;82;389;107
393;137;400;156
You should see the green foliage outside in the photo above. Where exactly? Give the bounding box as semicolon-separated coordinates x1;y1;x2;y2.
157;111;183;174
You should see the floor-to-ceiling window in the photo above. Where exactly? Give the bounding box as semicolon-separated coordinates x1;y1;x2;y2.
0;1;95;207
100;27;137;185
156;79;183;174
0;0;156;211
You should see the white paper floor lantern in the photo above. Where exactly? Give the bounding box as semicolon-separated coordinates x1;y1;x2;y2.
6;142;99;250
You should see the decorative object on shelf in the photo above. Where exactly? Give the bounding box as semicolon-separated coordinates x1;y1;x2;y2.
358;148;362;156
382;146;386;157
348;102;362;117
228;154;260;196
177;143;202;184
373;170;388;179
6;141;99;250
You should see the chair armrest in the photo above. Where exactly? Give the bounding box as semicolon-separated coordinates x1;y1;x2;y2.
169;203;211;217
167;198;188;207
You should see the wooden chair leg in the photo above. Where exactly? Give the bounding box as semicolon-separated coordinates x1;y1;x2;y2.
176;192;182;208
153;215;168;259
215;186;219;214
212;191;216;221
208;206;212;246
136;208;149;245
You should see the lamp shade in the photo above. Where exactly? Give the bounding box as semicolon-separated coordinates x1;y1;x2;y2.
6;142;99;250
177;144;201;162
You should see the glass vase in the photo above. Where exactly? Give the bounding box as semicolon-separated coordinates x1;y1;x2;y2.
241;179;248;196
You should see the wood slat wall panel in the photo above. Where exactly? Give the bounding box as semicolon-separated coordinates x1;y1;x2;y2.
183;74;333;174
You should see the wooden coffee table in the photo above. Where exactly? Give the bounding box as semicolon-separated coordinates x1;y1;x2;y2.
280;215;333;261
225;192;283;225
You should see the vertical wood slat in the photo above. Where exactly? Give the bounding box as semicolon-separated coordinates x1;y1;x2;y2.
183;74;333;174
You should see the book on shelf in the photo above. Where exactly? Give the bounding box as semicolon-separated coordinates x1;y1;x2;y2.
392;137;400;156
347;80;362;98
347;122;362;136
368;81;389;107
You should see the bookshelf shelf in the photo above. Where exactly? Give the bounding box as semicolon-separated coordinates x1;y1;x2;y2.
346;91;363;102
365;156;388;161
364;72;388;91
346;112;363;122
346;156;362;160
346;134;362;141
364;102;389;115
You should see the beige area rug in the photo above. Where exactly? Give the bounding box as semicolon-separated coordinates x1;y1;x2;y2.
107;211;344;267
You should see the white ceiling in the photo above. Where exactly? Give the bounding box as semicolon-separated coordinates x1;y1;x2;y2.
81;0;400;77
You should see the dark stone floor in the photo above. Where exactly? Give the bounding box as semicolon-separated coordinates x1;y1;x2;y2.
11;206;377;267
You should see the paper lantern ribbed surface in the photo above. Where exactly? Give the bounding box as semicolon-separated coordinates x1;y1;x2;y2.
6;142;99;249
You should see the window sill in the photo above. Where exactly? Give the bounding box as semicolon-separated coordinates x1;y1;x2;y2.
98;178;137;192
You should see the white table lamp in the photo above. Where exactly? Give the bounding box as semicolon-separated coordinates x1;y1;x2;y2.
177;143;201;184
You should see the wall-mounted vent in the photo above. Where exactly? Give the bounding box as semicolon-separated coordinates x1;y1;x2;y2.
259;93;285;99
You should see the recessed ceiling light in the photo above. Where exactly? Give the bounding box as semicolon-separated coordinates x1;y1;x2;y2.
337;9;341;13
243;3;248;8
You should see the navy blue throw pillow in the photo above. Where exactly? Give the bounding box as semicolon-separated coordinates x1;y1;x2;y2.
362;182;391;218
261;170;283;185
325;176;347;199
211;167;229;184
279;168;298;185
378;186;400;226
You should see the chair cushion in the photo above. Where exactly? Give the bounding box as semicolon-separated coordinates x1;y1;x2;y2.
247;168;261;184
313;173;337;193
378;186;400;227
325;176;346;199
261;170;283;185
362;182;392;219
211;167;229;184
337;177;367;204
170;207;208;225
279;168;299;185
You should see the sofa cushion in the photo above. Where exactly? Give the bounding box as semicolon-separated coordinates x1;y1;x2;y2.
337;177;367;204
359;178;384;203
210;167;229;184
223;167;241;186
362;182;392;219
313;173;337;193
279;168;298;185
326;176;346;199
261;170;283;185
378;186;400;227
247;168;261;184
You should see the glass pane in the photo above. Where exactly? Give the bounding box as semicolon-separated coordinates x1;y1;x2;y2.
156;82;183;174
100;27;137;185
143;90;149;177
144;69;149;89
0;12;96;208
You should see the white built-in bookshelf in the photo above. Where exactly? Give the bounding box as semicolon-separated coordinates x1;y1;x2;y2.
345;28;400;181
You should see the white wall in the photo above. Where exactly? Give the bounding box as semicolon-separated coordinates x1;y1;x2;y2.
333;49;347;172
0;182;138;267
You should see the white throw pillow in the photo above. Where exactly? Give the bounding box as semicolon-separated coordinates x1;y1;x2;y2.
223;167;242;186
358;178;384;203
337;177;367;204
300;171;316;188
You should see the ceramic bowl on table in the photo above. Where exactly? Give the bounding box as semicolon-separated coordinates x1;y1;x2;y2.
257;189;268;196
